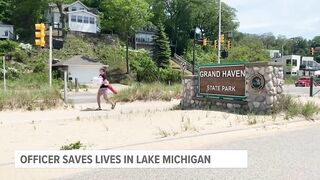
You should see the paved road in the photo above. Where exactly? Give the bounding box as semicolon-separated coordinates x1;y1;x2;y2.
68;85;320;104
58;123;320;180
284;84;320;97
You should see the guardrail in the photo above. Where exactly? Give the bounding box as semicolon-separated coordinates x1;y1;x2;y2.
172;53;194;72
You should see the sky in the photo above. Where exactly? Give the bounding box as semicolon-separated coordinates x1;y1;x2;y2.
224;0;320;40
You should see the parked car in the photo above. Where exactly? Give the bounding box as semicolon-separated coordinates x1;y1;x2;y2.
295;77;319;87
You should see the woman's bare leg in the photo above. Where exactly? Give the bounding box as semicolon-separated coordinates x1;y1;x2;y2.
103;94;116;109
97;90;102;109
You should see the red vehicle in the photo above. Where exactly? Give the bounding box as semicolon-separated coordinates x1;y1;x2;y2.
295;77;319;87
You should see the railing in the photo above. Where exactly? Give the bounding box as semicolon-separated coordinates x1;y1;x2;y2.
172;53;194;72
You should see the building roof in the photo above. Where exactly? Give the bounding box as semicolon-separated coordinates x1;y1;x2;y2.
48;1;98;15
67;0;89;10
67;10;98;17
53;55;106;67
0;22;14;27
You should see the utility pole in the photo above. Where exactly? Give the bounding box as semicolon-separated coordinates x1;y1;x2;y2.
192;29;196;75
2;55;6;91
217;0;222;64
49;25;53;87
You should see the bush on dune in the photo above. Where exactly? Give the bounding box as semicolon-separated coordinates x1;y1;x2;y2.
112;83;181;102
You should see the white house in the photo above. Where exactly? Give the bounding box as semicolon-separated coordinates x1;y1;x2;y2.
45;1;99;34
53;55;107;83
135;25;156;52
0;22;14;40
272;55;301;76
267;50;281;59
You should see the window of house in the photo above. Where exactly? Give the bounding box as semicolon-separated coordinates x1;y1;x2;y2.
286;72;292;75
4;31;8;36
84;17;89;23
89;17;95;24
77;16;83;23
71;6;77;11
286;59;291;65
80;7;85;10
292;59;297;66
71;15;76;22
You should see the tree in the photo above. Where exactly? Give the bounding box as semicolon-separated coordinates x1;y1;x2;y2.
47;0;73;37
11;0;47;42
0;0;14;23
226;35;269;62
100;0;152;73
153;22;171;68
311;36;320;62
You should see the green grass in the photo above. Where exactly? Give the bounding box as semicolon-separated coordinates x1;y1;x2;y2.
301;102;320;119
0;87;62;111
112;83;182;102
284;76;299;85
60;141;84;150
0;73;63;111
273;95;320;120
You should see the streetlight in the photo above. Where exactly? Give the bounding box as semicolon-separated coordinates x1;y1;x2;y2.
192;27;201;74
217;0;222;64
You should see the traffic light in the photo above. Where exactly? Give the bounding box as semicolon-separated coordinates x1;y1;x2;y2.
35;23;46;47
214;40;218;49
203;38;208;46
310;47;315;55
220;34;225;43
221;50;228;59
227;41;232;49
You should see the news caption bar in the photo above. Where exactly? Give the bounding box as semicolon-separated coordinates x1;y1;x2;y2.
15;150;247;168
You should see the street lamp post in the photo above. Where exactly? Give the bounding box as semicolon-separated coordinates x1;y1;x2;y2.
2;55;6;91
217;0;222;64
192;27;201;75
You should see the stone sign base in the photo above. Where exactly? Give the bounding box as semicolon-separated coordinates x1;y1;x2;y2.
181;62;284;114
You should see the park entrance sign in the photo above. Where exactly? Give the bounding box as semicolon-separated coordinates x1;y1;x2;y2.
182;62;285;114
198;65;245;98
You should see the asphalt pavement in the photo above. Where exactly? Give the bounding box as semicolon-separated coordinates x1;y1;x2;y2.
57;123;320;180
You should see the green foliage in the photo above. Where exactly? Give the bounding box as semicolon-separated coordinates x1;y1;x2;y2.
158;68;181;83
100;0;152;37
0;87;61;111
153;22;171;68
0;40;18;53
226;35;269;62
183;43;218;65
273;95;320;120
130;53;181;83
112;83;181;102
131;55;158;82
0;0;12;23
284;76;299;85
301;102;319;120
60;141;84;150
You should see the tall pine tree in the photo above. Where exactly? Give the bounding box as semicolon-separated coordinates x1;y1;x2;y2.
153;22;171;68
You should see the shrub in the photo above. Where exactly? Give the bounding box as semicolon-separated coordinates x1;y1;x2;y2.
273;95;320;119
301;102;319;119
131;56;158;82
0;87;61;111
0;40;18;53
158;68;181;83
60;141;84;150
130;54;181;83
112;83;181;102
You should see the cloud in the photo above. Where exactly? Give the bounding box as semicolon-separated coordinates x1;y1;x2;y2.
224;0;320;39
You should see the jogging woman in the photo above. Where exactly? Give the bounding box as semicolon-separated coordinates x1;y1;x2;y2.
96;68;116;110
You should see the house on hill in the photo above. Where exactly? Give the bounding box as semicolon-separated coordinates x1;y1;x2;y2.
45;0;99;34
0;22;15;40
134;25;156;53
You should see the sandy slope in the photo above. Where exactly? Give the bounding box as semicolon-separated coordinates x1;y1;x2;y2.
0;97;319;180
